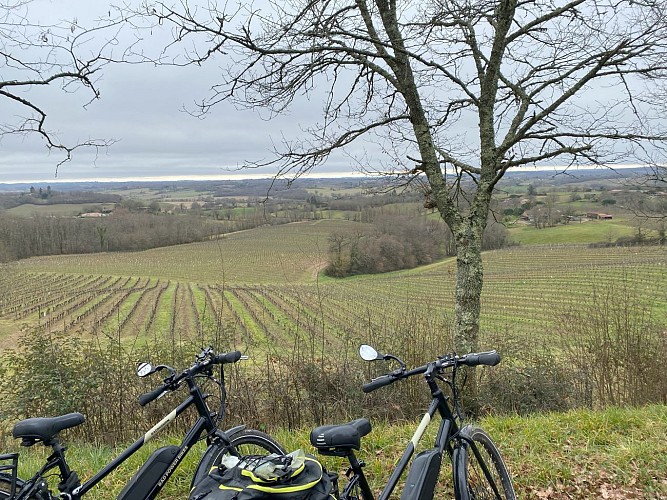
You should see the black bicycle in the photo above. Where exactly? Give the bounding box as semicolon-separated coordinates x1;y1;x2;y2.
310;345;516;500
0;347;284;499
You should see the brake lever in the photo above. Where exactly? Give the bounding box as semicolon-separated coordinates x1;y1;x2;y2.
197;346;214;361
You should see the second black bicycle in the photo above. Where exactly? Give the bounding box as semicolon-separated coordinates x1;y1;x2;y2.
310;344;516;500
0;347;284;500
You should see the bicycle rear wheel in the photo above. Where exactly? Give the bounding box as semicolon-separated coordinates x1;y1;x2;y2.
0;473;42;499
191;428;286;489
453;425;516;500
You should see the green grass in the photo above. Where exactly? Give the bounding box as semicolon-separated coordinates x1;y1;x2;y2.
106;289;144;333
0;319;17;347
7;203;97;217
224;290;266;345
151;283;176;334
483;406;667;498
3;405;665;499
508;219;637;245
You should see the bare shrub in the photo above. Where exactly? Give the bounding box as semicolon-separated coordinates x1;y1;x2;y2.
0;324;239;443
225;307;455;429
348;307;457;420
476;331;587;414
555;278;667;408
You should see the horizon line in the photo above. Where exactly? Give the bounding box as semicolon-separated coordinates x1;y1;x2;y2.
0;171;370;185
0;164;652;185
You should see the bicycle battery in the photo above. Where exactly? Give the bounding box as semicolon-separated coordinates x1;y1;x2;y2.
117;445;180;500
399;448;442;500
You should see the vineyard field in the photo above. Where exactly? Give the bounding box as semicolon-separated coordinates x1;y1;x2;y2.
10;220;364;284
1;219;665;351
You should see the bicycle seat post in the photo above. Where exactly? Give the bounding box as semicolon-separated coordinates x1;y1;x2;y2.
343;450;373;500
45;438;81;496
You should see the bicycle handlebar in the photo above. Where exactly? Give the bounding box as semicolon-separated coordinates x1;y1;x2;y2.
137;350;244;406
362;350;501;393
458;350;500;367
362;375;395;393
138;385;166;407
212;351;242;365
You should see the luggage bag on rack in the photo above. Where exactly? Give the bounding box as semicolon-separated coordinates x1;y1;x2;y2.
190;450;336;500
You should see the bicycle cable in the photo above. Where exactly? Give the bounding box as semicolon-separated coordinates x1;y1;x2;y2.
217;363;227;423
450;361;465;423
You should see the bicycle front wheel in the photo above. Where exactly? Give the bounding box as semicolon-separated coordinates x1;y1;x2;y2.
191;429;286;489
453;425;516;500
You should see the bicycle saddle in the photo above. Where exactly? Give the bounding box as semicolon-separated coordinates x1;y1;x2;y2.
13;413;85;446
310;418;371;452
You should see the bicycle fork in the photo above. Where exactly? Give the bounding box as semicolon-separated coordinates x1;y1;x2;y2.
456;434;504;499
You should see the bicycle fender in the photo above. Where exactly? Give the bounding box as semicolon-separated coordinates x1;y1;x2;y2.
224;425;247;437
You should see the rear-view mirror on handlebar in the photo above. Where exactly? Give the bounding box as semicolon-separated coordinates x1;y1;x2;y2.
136;362;154;377
359;344;382;361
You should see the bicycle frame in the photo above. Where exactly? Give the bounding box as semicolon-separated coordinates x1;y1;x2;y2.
346;375;459;500
8;364;239;500
335;348;509;500
78;396;225;497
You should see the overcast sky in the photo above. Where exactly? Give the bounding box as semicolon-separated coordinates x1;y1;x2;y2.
0;60;324;183
0;0;367;184
1;1;662;185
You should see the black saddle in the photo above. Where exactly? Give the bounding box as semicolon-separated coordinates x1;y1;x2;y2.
310;418;371;456
13;413;85;446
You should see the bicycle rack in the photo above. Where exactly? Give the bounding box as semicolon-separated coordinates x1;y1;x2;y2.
0;452;19;497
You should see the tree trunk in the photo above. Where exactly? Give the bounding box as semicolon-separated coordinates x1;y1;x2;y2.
453;225;485;354
450;221;486;414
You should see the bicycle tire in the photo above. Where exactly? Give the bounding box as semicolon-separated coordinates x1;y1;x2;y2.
453;425;516;500
0;473;42;500
191;429;286;489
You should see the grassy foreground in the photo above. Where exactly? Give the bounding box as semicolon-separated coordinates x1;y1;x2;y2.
4;405;665;499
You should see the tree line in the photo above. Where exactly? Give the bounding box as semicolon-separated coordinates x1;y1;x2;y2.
0;210;224;262
0;190;122;209
325;215;510;278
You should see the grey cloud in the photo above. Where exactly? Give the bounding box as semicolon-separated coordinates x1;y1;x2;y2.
0;1;354;182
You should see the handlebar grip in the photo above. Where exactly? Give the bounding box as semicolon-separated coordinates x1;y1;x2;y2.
460;350;501;367
212;351;242;365
138;385;166;407
362;375;396;393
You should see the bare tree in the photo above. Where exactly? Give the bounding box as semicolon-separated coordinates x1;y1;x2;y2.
647;165;667;223
1;1;125;171
621;164;667;222
133;0;667;354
